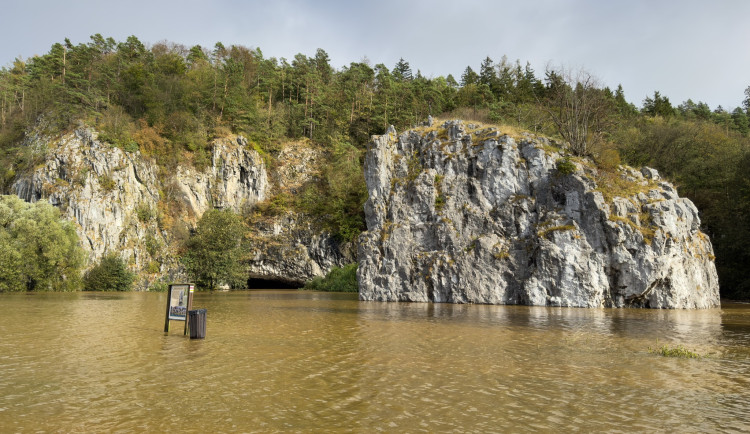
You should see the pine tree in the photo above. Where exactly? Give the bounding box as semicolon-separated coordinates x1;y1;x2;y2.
393;58;413;82
460;66;478;86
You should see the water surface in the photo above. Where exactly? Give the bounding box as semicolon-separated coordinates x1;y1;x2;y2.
1;291;748;432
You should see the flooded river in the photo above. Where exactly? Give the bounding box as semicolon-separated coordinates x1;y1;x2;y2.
1;291;749;432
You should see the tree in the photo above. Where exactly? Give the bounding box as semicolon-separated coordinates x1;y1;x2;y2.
479;57;496;87
731;107;749;135
543;67;612;156
0;195;84;291
393;58;413;82
181;208;246;290
460;66;478;87
83;254;134;291
642;91;674;117
446;74;458;89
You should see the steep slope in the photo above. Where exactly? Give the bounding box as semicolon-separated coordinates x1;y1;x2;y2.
358;120;720;308
11;123;351;289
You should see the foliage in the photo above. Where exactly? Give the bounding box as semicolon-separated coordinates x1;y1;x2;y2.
0;195;84;291
303;263;358;292
136;202;155;222
543;67;613;156
0;34;749;299
297;139;367;242
648;344;701;359
83;254;134;291
181;208;246;290
555;157;576;175
147;277;169;292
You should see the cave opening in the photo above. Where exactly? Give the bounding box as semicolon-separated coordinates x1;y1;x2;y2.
247;277;302;289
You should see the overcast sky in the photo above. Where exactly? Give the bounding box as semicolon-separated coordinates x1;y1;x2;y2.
1;0;747;110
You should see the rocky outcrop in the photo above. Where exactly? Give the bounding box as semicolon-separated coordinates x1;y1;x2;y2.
245;142;355;286
173;136;268;219
357;121;720;308
14;127;164;278
247;211;354;286
11;123;350;289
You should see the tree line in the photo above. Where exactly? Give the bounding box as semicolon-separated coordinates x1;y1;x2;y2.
0;35;748;298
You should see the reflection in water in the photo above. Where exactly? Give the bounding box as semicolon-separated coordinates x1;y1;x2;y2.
0;291;747;432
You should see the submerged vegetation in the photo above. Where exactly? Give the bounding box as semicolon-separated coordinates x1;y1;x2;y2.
83;254;134;292
304;263;358;292
0;35;748;296
648;344;703;359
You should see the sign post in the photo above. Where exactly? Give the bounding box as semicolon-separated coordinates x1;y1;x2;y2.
164;283;194;334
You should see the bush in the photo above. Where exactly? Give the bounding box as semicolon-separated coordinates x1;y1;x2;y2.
181;208;246;290
98;174;116;192
0;195;84;292
304;263;358;292
136;202;155;222
148;278;169;292
556;157;576;175
83;254;134;291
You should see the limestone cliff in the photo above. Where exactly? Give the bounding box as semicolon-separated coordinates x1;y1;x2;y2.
357;120;720;308
245;142;355;286
11;123;350;289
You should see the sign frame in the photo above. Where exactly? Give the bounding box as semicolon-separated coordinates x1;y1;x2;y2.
163;283;195;335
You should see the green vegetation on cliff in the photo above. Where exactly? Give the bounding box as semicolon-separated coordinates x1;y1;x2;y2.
0;35;748;297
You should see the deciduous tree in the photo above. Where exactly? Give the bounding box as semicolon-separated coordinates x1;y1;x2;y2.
181;208;246;290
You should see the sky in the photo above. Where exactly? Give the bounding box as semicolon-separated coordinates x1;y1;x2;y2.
1;0;748;110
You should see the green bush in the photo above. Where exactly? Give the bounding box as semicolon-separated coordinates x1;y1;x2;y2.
98;174;116;192
83;254;134;291
136;202;155;222
0;195;84;292
556;157;576;175
181;208;246;290
304;263;358;292
148;278;169;292
123;140;139;153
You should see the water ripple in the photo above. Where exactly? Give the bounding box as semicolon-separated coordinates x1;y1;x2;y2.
0;292;747;432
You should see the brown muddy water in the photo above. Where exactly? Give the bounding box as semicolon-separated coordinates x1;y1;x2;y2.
0;291;749;432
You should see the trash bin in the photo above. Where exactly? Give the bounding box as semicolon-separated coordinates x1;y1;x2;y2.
188;309;207;339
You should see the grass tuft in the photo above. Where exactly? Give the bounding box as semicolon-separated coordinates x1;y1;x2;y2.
648;344;701;359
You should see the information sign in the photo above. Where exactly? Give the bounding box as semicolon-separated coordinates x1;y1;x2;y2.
164;283;194;333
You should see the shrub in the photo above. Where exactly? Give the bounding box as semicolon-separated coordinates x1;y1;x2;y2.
83;254;134;291
148;278;169;292
304;263;358;292
98;174;116;192
123;140;139;153
136;202;155;223
0;195;84;292
181;208;246;290
556;157;576;175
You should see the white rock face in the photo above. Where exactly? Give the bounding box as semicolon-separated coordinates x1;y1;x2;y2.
11;125;350;289
14;127;163;276
357;121;720;308
12;127;268;288
173;136;268;218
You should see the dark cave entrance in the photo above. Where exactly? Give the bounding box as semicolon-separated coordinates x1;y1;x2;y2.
247;276;303;289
